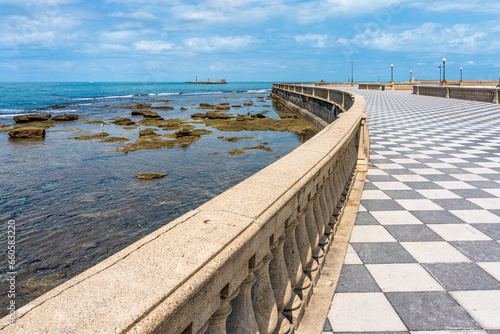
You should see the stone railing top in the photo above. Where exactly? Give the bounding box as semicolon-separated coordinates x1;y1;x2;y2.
1;84;367;334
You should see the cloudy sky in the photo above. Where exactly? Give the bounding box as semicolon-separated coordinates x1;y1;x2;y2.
1;0;499;82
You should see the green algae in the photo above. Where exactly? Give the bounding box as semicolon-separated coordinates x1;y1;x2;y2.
222;136;257;142
71;132;109;140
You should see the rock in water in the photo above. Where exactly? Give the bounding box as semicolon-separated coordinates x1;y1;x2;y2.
174;128;200;137
13;113;51;123
52;114;78;121
112;117;135;125
8;127;45;138
135;173;167;180
139;128;158;137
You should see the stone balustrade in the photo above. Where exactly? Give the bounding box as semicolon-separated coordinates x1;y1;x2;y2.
358;83;394;91
414;85;500;104
1;84;369;334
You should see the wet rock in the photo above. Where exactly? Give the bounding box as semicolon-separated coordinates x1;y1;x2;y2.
8;127;45;138
222;136;257;142
71;132;109;140
151;106;174;110
100;137;129;142
199;103;216;109
180;107;187;110
174;128;200;138
243;103;253;106
236;116;253;121
49;105;71;109
52;114;78;121
135;173;167;180
251;113;266;118
228;149;245;155
232;105;242;108
139;128;158;137
244;144;273;152
191;113;207;118
216;105;230;110
13;113;51;123
119;103;151;109
206;111;230;119
112;117;135;126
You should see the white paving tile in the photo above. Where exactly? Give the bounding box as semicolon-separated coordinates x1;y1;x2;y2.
434;181;476;190
425;163;459;169
367;168;389;176
416;189;461;199
344;244;363;264
328;293;407;332
401;242;471;263
468;198;500;210
361;190;391;200
477;262;500;282
393;175;429;182
366;263;444;292
350;226;397;243
370;211;423;225
464;168;499;175
372;182;412;190
449;174;489;181
374;163;406;169
450;210;500;224
450;290;500;329
483;188;500;197
396;199;444;211
409;168;444;175
427;224;492;241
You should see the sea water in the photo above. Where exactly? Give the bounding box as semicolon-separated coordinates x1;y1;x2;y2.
0;82;317;316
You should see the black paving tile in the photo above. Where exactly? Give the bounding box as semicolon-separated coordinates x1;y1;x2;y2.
335;264;381;293
351;242;416;264
385;225;443;242
451;241;500;262
431;199;483;210
423;263;500;290
355;212;380;225
385;291;481;331
410;210;466;224
471;224;500;240
361;200;406;211
383;190;426;199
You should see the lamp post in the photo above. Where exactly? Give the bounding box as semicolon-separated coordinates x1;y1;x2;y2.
410;70;412;82
438;66;442;82
460;67;463;86
378;74;380;82
442;58;446;85
348;73;350;83
391;64;394;83
350;60;354;84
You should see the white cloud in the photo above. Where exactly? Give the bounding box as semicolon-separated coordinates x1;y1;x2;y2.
411;0;500;13
338;22;500;54
101;30;137;41
294;34;328;48
100;43;129;51
134;40;174;52
110;11;158;20
183;36;256;52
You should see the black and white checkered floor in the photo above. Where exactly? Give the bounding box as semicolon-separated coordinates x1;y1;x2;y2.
323;89;500;334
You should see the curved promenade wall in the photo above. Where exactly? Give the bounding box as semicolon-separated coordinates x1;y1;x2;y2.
1;84;369;334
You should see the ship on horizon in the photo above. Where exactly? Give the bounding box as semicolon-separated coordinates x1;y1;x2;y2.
186;77;227;84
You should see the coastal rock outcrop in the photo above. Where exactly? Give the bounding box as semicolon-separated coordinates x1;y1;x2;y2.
52;114;78;121
206;111;230;119
13;114;51;123
174;128;200;138
135;173;167;180
112;118;135;126
8;127;45;138
139;128;158;137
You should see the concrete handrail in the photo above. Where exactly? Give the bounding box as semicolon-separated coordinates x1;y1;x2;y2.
414;85;500;103
1;84;369;334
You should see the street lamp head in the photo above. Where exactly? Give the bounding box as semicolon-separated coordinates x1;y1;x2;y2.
443;58;446;62
391;64;394;67
460;67;463;70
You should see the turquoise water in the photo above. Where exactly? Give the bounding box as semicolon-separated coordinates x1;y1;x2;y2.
0;82;316;316
0;82;272;117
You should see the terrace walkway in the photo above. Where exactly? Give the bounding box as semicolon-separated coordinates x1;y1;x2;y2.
323;89;500;333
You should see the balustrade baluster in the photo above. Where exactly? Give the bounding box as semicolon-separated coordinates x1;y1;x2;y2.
227;272;260;334
252;253;278;334
294;210;314;302
269;234;292;334
207;288;239;334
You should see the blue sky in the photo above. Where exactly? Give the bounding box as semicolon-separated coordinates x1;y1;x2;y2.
1;0;499;82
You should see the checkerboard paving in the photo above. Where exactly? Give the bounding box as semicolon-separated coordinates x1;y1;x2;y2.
323;90;500;334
